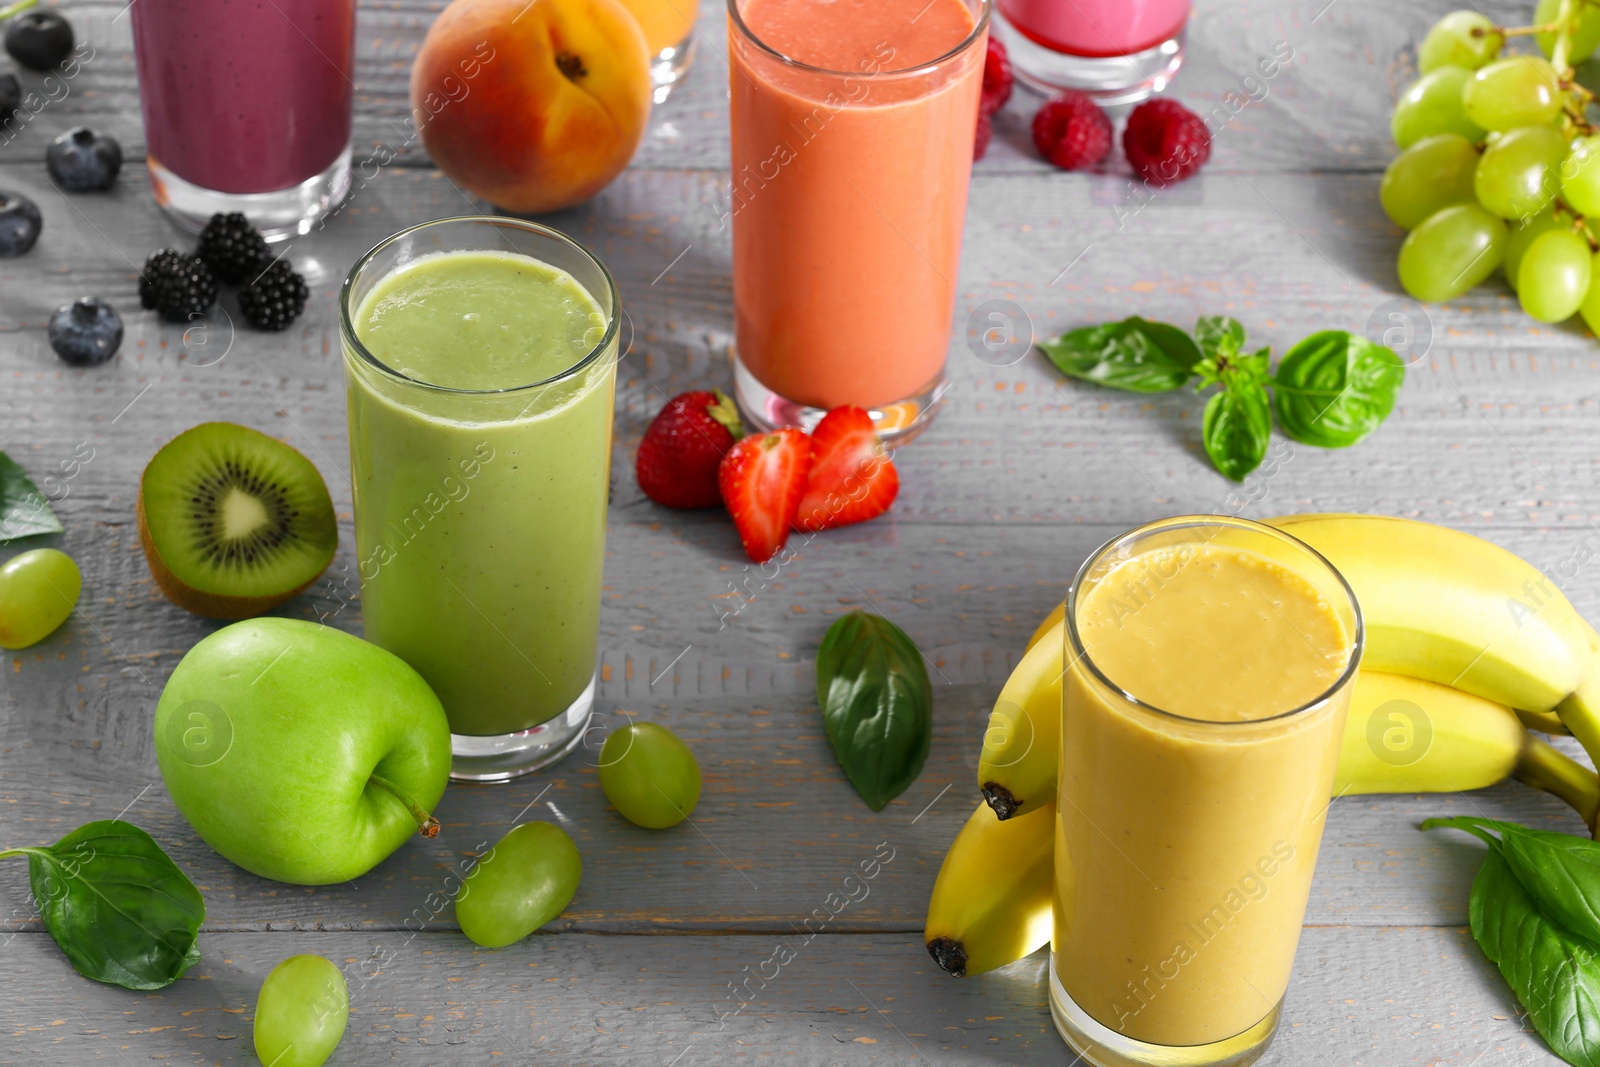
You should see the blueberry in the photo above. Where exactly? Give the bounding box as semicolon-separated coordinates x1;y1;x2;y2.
47;127;121;192
0;189;41;256
48;297;122;366
5;10;73;71
0;73;18;120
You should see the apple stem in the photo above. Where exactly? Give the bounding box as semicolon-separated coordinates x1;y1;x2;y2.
369;773;440;838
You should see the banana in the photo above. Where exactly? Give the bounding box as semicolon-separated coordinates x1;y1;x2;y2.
976;622;1064;819
1263;514;1596;717
924;800;1054;977
1338;671;1531;794
985;580;1600;826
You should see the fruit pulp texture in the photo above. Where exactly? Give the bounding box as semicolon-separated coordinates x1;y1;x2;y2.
619;0;696;54
998;0;1188;57
130;0;355;194
729;0;983;410
1055;543;1353;1046
347;250;614;736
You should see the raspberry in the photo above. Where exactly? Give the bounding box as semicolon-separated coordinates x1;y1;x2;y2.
1123;97;1212;186
1031;91;1112;171
974;110;993;161
980;36;1013;116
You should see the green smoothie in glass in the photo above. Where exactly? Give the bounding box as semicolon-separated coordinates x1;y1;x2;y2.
340;218;619;781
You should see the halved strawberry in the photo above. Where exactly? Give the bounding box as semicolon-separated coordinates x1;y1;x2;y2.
718;428;811;563
794;406;899;532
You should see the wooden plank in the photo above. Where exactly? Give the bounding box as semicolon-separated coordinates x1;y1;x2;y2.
0;0;1537;174
1;649;1588;933
0;926;1562;1064
3;162;1599;538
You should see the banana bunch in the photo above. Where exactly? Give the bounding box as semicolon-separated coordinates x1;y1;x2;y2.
929;514;1600;978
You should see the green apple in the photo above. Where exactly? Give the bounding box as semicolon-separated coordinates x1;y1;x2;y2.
154;617;451;885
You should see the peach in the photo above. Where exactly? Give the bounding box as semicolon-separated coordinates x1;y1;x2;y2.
412;0;652;214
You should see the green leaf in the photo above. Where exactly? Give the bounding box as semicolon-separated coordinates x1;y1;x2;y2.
1202;384;1271;481
0;451;63;542
816;612;933;811
1271;330;1405;449
1426;816;1600;1067
0;820;204;990
1194;316;1245;361
1038;317;1202;393
1471;847;1600;1067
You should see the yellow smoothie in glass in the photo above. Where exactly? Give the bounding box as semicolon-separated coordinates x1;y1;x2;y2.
618;0;695;53
1055;526;1358;1055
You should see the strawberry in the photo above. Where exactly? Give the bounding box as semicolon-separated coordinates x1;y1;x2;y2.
794;406;899;532
636;389;744;509
718;428;812;563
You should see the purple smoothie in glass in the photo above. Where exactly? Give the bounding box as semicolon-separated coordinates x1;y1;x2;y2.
130;0;356;231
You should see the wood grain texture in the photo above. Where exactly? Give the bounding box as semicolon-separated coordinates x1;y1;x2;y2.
0;0;1546;174
2;0;1598;1062
0;926;1567;1065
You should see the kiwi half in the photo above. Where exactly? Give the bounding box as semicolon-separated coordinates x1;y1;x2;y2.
137;422;337;619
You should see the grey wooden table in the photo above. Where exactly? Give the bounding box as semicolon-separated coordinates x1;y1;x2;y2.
1;0;1595;1063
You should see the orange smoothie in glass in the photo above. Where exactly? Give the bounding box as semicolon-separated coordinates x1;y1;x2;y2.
727;0;986;434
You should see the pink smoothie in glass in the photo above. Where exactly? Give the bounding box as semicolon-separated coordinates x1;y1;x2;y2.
130;0;356;195
997;0;1187;57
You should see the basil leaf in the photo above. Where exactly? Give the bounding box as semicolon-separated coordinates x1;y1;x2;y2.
1038;317;1201;393
1202;384;1271;481
1471;847;1600;1067
0;820;204;989
0;451;63;542
816;611;933;811
1430;816;1600;945
1271;330;1404;449
1194;316;1245;361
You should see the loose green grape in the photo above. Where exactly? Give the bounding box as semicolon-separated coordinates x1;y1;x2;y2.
1380;133;1480;229
1397;202;1507;301
1536;0;1600;63
1474;124;1566;219
1392;66;1487;148
1579;252;1600;332
1562;135;1600;216
1517;227;1593;322
456;821;581;948
1462;56;1563;131
1420;11;1504;72
598;721;702;829
1503;211;1569;290
0;548;80;649
253;955;349;1067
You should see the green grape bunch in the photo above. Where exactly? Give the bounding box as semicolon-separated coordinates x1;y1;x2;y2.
1386;0;1600;329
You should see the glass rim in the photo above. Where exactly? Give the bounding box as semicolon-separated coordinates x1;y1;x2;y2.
338;215;622;397
726;0;992;79
1064;515;1365;729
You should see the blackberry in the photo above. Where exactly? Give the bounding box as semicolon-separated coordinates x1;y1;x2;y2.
196;212;269;283
139;248;217;322
238;259;308;331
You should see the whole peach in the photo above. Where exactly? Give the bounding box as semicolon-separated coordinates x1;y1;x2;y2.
411;0;652;214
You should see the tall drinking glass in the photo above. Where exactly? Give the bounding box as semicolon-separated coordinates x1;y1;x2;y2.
993;0;1189;104
340;217;619;782
618;0;699;101
1052;516;1362;1067
727;0;988;440
129;0;356;238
